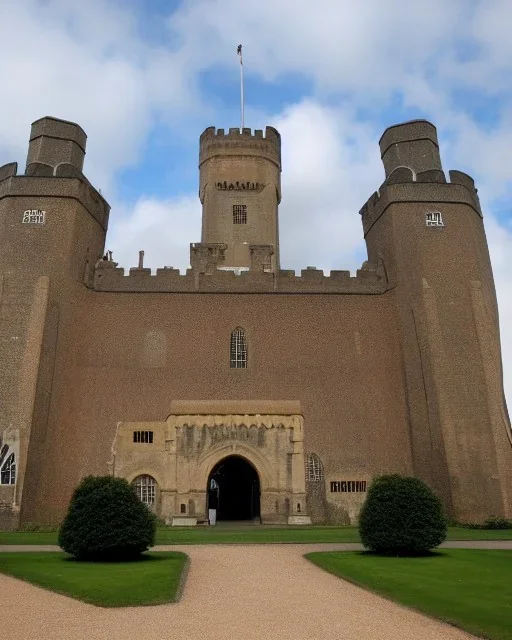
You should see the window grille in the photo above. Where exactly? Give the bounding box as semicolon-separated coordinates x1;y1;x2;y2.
230;327;248;368
133;430;154;443
0;445;8;468
305;454;324;482
132;475;156;506
330;480;367;493
233;204;247;224
0;451;16;485
425;211;444;227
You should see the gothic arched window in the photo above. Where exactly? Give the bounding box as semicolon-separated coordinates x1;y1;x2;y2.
230;327;248;368
305;453;324;482
0;445;16;485
132;475;156;507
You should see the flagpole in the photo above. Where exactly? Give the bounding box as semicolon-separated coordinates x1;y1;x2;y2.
238;44;244;131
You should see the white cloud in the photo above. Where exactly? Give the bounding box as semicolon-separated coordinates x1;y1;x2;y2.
0;0;198;192
107;195;201;273
168;0;466;94
0;0;510;409
271;101;379;273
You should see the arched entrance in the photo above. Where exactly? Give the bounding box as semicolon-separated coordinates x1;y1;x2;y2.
207;455;261;522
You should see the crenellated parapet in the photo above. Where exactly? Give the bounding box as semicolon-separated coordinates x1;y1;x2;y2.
0;116;109;230
0;160;109;231
199;126;281;170
359;167;483;237
92;258;388;294
360;119;483;237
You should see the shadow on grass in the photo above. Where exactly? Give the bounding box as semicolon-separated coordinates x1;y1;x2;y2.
62;552;176;565
357;549;447;558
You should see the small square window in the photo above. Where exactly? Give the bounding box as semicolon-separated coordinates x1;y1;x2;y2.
233;205;247;224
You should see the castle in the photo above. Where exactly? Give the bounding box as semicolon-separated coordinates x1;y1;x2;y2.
0;116;511;529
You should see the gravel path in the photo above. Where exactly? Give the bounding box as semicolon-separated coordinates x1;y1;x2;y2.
0;543;483;640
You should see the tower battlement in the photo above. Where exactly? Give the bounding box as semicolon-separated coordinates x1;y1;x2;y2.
359;168;482;237
199;126;281;168
359;119;482;237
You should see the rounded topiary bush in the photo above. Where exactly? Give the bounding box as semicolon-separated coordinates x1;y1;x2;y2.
58;476;156;561
359;474;447;555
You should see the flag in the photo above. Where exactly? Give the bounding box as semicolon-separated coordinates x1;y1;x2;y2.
237;44;243;62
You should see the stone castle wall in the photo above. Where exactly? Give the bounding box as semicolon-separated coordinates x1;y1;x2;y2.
0;115;510;528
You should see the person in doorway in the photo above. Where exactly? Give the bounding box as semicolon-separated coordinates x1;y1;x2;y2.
208;477;219;525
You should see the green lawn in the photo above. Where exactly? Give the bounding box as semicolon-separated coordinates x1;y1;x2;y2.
1;525;511;546
306;549;512;640
0;551;188;607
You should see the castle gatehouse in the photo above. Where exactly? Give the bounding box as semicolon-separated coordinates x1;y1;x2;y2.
0;117;510;529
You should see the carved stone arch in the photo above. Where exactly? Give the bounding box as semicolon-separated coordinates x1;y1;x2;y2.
198;444;272;491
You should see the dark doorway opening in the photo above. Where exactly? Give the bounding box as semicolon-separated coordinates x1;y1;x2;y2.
207;456;260;521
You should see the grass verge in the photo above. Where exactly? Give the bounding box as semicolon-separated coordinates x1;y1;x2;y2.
0;551;188;607
0;526;511;546
306;549;512;640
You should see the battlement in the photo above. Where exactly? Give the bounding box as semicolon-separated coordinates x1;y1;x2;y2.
0;160;110;231
359;167;482;237
93;258;387;294
199;126;281;168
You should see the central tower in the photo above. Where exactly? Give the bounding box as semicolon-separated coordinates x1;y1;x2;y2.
199;126;281;272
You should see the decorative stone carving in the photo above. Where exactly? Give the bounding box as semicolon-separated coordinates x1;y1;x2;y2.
215;180;266;193
110;409;311;526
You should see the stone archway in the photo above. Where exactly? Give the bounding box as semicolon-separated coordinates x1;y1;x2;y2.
111;400;312;525
208;455;261;522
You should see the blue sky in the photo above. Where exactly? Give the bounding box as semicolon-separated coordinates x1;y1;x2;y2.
0;0;511;403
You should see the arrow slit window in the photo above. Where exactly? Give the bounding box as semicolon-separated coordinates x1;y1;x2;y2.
230;327;248;368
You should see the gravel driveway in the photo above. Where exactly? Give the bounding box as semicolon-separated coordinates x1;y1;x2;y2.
0;543;482;640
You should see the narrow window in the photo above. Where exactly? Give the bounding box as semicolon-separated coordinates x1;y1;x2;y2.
0;452;16;485
425;211;444;227
233;204;247;224
230;327;248;368
305;453;324;482
132;475;156;506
